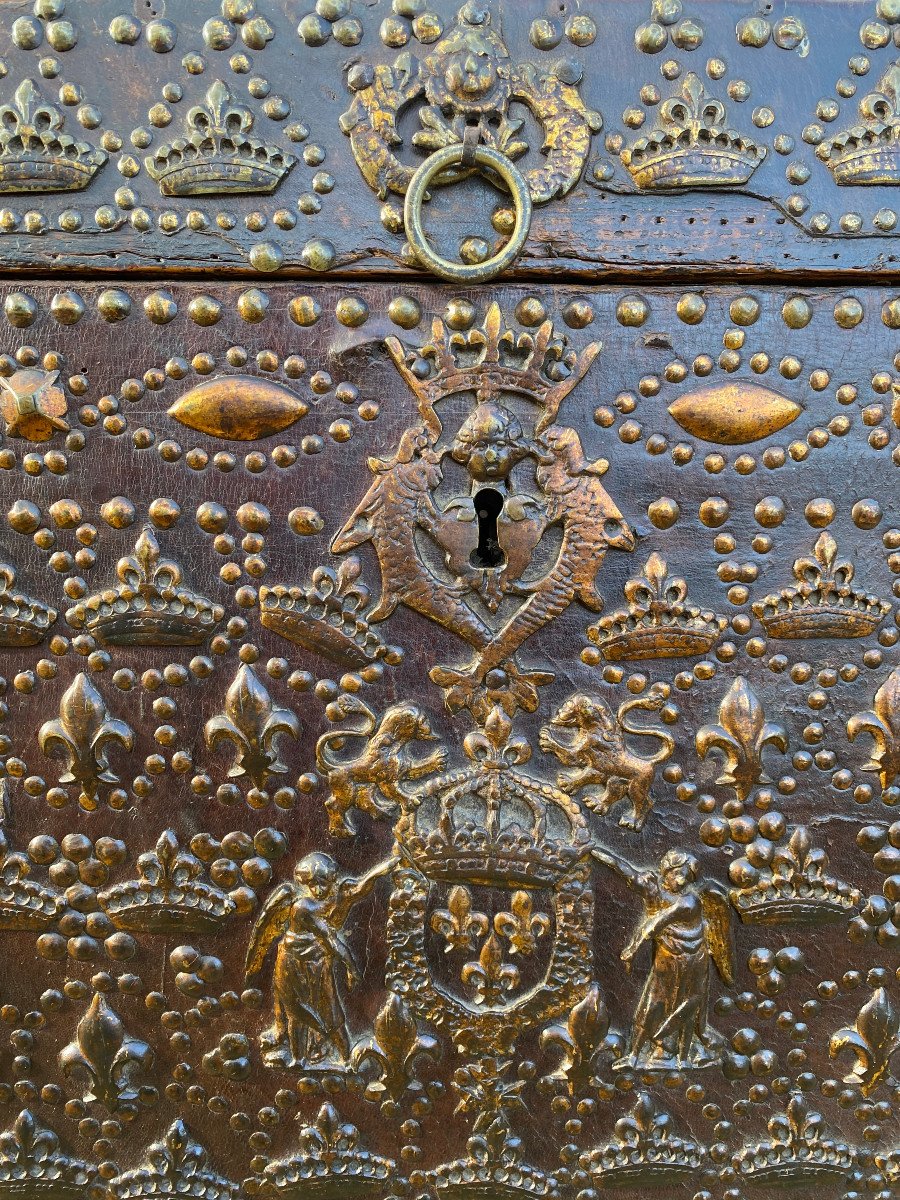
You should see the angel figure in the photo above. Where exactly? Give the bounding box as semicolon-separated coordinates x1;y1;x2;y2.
592;846;734;1070
245;852;397;1071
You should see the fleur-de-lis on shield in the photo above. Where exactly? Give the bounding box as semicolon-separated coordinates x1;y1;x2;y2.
39;673;134;808
493;891;551;956
59;993;153;1110
829;986;900;1096
461;931;520;1007
204;663;299;789
696;676;787;801
848;668;900;794
350;992;440;1102
430;885;489;954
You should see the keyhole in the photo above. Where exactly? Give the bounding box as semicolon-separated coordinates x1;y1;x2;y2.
470;488;505;569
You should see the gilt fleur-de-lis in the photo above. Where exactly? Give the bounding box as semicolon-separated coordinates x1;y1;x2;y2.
829;987;900;1096
59;993;153;1110
493;891;551;956
39;673;134;809
430;885;489;954
540;983;610;1093
350;993;440;1102
461;931;520;1007
696;677;787;801
848;668;900;794
204;663;300;789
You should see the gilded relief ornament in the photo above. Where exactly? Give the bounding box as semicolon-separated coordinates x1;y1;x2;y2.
819;61;900;185
108;1120;238;1200
591;846;734;1071
340;2;600;205
753;531;890;640
0;79;106;193
245;852;397;1071
579;1092;708;1188
621;72;766;190
39;673;135;809
316;695;446;837
0;1109;98;1199
145;79;296;196
587;552;726;662
539;685;675;830
329;301;634;719
0;368;68;442
65;526;224;647
0;560;56;648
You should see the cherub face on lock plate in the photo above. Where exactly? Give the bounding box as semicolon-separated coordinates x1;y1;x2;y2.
450;401;531;482
424;11;510;113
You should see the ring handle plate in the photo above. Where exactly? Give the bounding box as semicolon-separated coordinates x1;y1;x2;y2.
404;143;532;283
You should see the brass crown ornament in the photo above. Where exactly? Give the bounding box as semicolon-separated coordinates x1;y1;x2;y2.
394;709;590;889
98;830;236;935
731;1092;858;1188
255;1103;395;1199
621;73;767;190
579;1092;708;1189
587;552;725;661
65;526;224;647
752;531;890;640
259;557;402;670
145;79;296;196
108;1120;238;1200
0;561;56;648
0;1109;98;1199
0;79;107;193
729;826;861;926
818;61;900;185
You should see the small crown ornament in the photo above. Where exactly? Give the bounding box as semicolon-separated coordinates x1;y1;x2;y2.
579;1092;707;1188
621;73;766;190
423;1119;558;1200
818;61;900;185
98;830;236;935
108;1120;238;1200
729;826;860;926
752;532;890;640
256;1104;395;1199
65;526;224;647
732;1092;858;1188
0;561;56;648
0;1109;98;1199
0;783;62;931
587;552;725;661
260;557;401;669
145;79;296;196
0;79;106;193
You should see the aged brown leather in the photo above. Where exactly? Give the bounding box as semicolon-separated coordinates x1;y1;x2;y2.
0;4;898;1200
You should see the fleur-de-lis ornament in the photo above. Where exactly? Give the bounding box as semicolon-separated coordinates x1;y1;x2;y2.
830;987;900;1095
493;891;551;956
540;984;610;1093
848;667;900;794
430;885;489;954
59;993;153;1110
204;663;300;789
350;993;440;1103
461;931;520;1007
39;673;134;809
696;676;787;801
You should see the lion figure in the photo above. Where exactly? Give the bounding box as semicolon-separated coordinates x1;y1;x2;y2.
316;698;447;837
539;685;674;831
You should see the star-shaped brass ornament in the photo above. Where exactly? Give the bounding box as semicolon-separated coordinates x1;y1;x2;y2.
0;369;69;442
